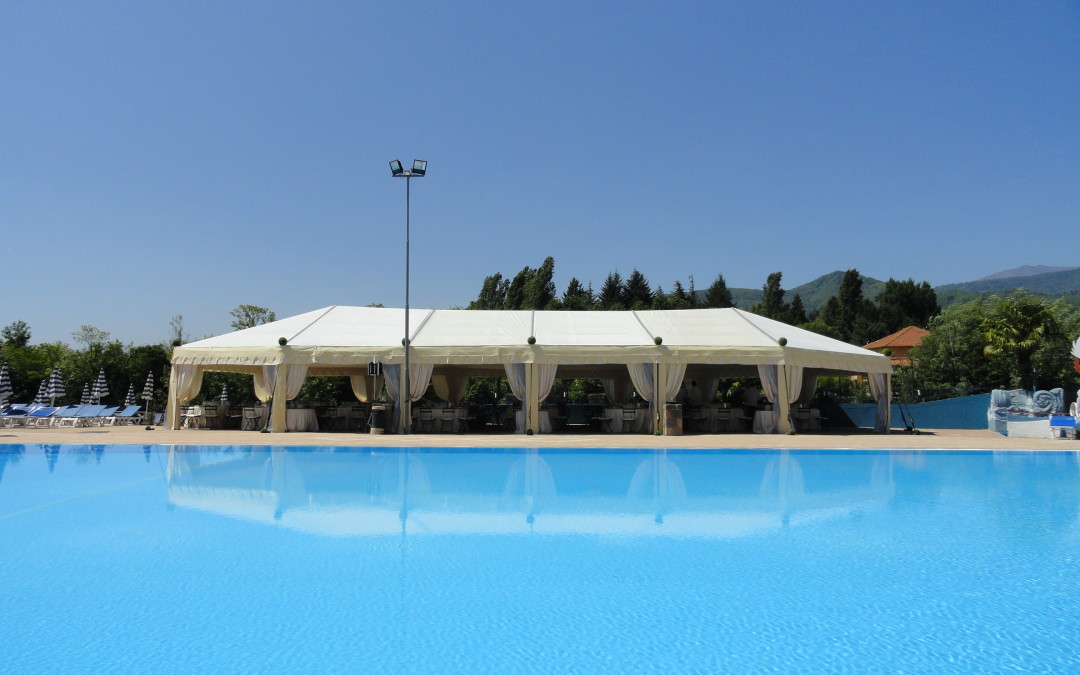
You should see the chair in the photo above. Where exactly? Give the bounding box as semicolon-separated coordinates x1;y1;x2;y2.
180;406;201;429
25;407;59;428
225;405;242;428
418;408;435;433
241;407;261;431
350;405;369;432
201;404;218;429
622;407;640;433
440;407;458;433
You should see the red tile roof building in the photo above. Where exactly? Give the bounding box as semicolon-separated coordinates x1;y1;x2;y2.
862;326;930;365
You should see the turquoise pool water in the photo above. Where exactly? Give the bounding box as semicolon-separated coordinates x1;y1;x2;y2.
1;445;1078;672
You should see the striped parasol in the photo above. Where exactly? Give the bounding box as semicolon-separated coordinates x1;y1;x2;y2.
124;384;136;406
91;368;109;403
220;384;228;402
80;383;92;405
141;373;155;430
33;379;49;405
0;364;12;405
45;368;65;407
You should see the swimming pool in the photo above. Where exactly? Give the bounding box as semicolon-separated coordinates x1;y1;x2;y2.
1;445;1077;672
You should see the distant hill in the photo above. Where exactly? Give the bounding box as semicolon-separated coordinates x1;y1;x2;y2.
709;271;886;312
695;267;1080;316
977;265;1078;281
937;267;1080;296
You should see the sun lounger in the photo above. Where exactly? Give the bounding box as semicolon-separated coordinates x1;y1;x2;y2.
26;406;60;427
104;405;142;426
69;405;108;426
0;405;32;427
1049;414;1076;439
91;406;120;426
54;405;88;427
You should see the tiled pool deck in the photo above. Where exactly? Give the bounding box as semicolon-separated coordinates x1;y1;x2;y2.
0;425;1073;451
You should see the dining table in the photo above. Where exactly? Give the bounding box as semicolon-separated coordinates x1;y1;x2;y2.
256;407;319;432
602;407;648;433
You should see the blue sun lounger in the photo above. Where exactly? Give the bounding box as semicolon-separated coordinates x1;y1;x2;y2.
25;406;60;427
54;405;88;427
104;405;143;426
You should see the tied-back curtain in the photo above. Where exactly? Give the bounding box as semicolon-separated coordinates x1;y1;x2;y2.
868;373;890;433
662;364;687;402
784;366;803;405
537;364;557;403
284;365;307;401
253;366;276;403
432;374;468;403
350;374;384;403
757;365;779;403
173;365;204;404
383;364;434;402
626;364;654;401
603;376;633;405
504;364;527;401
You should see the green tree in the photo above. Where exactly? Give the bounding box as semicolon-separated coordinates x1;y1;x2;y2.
522;257;557;309
876;278;940;332
702;273;734;308
622;269;654;309
982;292;1066;391
751;272;789;321
230;305;276;330
561;277;593;311
469;273;508;310
788;294;808;324
1;320;31;347
72;325;110;350
598;271;625;310
911;298;1010;392
505;266;532;310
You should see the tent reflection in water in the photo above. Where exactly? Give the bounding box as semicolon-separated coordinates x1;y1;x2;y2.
628;450;687;524
168;306;894;435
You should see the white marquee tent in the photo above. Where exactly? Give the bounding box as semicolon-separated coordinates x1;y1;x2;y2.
168;306;893;434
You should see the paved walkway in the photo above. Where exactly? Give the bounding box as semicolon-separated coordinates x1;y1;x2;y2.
0;425;1075;451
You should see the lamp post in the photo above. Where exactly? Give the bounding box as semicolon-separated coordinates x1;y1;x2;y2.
389;159;427;434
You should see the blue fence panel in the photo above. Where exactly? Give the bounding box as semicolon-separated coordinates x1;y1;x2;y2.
838;393;991;430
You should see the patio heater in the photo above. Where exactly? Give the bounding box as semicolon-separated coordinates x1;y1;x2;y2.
389;159;427;434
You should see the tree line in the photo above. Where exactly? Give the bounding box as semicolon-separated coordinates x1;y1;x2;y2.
467;257;1080;398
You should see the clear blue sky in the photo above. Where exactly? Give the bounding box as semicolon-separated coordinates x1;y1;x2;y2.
3;2;1078;346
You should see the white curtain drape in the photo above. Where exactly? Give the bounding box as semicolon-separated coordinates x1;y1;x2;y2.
253;366;276;403
284;365;307;401
662;364;687;402
432;374;468;403
504;364;527;401
603;376;634;405
626;364;654;401
757;365;778;403
869;373;891;433
784;366;802;405
350;374;384;403
383;364;434;402
700;376;721;405
536;364;557;403
173;365;204;404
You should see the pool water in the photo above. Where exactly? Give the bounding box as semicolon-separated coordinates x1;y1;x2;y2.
1;445;1078;673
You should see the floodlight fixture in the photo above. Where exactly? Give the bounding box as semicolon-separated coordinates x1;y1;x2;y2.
389;159;404;177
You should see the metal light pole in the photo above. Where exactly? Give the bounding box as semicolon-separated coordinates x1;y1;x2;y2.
390;159;427;434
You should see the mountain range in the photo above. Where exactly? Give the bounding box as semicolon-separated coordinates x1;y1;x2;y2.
717;266;1080;313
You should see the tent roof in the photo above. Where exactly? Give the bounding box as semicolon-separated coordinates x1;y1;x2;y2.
173;306;891;374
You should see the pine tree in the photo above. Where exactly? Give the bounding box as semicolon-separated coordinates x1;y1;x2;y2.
702;273;734;308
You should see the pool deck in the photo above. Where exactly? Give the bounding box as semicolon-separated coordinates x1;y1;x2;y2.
1;425;1076;450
